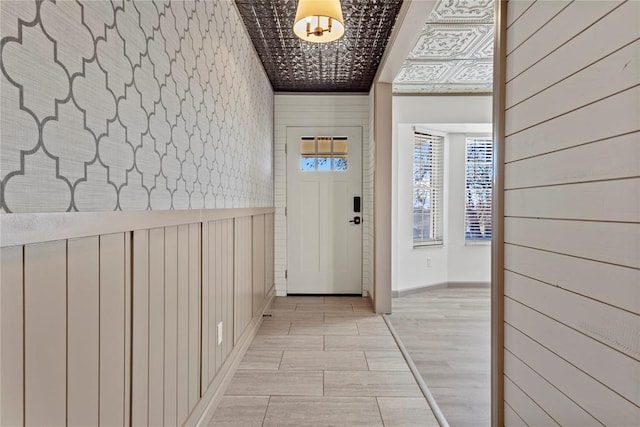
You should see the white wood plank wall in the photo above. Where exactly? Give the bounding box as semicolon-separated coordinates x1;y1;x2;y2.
164;226;179;425
273;95;371;296
68;237;100;426
265;213;275;296
202;218;235;391
25;241;67;426
253;215;266;316
10;234;133;427
0;210;274;426
502;1;640;424
1;246;23;426
234;216;253;344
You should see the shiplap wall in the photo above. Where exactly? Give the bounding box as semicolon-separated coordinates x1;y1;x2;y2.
0;209;275;427
273;95;371;296
502;1;640;424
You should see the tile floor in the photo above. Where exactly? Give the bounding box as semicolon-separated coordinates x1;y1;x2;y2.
209;296;438;427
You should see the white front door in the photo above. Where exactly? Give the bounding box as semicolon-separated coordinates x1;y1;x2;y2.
286;126;363;294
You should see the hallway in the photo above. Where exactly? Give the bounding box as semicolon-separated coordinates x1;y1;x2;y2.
1;1;638;425
209;296;438;426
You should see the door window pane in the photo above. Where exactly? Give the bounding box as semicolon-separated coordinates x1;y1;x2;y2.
318;137;332;155
317;158;331;170
299;136;349;171
333;137;348;155
301;157;316;171
301;137;315;155
333;157;348;170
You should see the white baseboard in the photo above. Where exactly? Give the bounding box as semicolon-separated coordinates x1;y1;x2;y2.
448;281;491;289
392;281;490;298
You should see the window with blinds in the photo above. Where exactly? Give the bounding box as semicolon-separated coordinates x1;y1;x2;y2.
465;137;493;241
413;131;444;246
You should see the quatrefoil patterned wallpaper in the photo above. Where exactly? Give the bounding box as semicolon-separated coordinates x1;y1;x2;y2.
0;0;274;213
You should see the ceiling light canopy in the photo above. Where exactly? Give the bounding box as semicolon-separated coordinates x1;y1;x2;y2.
293;0;345;43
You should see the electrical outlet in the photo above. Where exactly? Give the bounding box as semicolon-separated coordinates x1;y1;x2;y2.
217;322;223;345
426;257;432;267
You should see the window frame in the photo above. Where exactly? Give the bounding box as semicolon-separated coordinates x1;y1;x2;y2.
464;134;493;244
412;129;445;248
299;136;349;172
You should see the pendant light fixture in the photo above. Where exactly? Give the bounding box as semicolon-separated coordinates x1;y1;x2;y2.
293;0;345;43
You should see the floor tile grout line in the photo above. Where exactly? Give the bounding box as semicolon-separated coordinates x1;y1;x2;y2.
261;395;271;427
375;396;387;427
277;350;285;370
213;297;438;424
322;310;327;397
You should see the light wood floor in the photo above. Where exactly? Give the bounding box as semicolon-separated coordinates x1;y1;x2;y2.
209;296;438;426
388;287;491;427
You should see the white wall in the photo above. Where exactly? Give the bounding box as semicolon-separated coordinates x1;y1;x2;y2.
274;95;371;297
392;96;492;292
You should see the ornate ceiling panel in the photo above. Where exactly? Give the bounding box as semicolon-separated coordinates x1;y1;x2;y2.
235;0;403;92
428;0;494;23
409;25;491;59
395;62;452;83
394;0;494;94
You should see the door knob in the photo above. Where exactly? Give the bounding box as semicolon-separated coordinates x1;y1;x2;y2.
349;216;361;224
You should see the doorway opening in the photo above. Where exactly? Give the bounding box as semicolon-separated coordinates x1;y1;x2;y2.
387;117;493;427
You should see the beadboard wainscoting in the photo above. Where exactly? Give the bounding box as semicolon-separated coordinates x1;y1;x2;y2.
0;208;275;427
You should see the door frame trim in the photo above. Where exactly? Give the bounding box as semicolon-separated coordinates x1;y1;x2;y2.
491;1;507;426
373;83;393;314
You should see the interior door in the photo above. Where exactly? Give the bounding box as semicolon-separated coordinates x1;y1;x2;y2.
287;126;363;294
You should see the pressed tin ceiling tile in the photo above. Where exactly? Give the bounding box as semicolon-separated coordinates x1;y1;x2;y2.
234;0;404;92
428;0;494;23
394;0;495;94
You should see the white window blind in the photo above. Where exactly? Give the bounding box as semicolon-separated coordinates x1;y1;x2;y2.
413;131;444;246
465;137;493;241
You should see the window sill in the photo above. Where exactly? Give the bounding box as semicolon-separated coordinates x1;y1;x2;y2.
413;242;444;249
464;240;491;246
